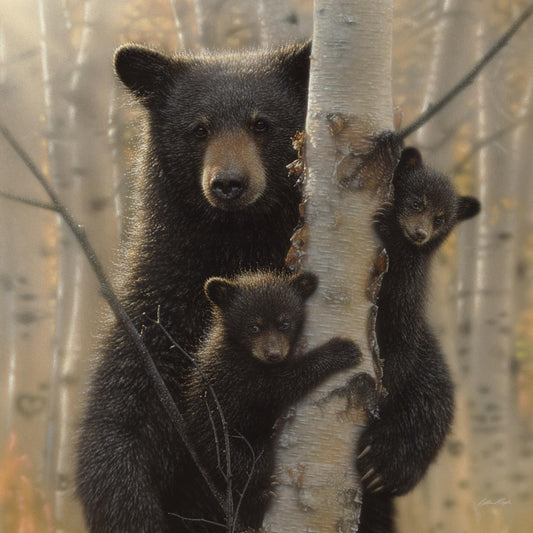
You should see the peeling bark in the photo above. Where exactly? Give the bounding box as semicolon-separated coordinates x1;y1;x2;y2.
264;1;395;531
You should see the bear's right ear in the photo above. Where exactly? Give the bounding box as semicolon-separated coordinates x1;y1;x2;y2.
291;272;319;300
114;44;184;101
205;278;238;309
277;41;311;90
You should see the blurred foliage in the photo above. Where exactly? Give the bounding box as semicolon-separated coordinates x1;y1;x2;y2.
0;435;53;533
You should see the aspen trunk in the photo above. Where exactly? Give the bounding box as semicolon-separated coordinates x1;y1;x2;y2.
464;11;517;530
259;0;310;46
264;1;395;531
193;0;260;48
396;1;476;531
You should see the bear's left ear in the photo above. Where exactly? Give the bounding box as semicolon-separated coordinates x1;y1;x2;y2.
457;195;481;221
291;272;318;300
204;278;238;309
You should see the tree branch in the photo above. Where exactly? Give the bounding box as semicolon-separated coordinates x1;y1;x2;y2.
0;118;226;513
399;3;533;140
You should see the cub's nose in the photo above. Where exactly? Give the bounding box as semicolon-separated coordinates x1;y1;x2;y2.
414;228;429;242
211;172;247;200
264;351;284;363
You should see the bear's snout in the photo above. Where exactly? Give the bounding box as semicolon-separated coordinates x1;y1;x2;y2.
201;129;266;210
211;171;248;200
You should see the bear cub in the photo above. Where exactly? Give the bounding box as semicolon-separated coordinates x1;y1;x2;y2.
356;147;481;533
175;270;362;532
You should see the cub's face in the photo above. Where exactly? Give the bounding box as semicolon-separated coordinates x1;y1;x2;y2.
204;271;318;364
240;308;300;364
113;43;310;213
393;148;480;248
395;184;456;247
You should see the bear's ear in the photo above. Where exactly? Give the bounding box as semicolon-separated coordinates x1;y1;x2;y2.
277;41;311;90
114;44;184;101
397;147;423;170
457;195;481;221
205;278;238;309
291;272;318;300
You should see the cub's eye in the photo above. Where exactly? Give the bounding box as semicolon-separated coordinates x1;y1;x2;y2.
411;199;422;211
434;216;445;228
279;321;290;331
194;125;209;138
253;118;268;133
250;324;260;334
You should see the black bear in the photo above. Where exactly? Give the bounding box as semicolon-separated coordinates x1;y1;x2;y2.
172;270;361;531
356;147;481;532
76;43;312;533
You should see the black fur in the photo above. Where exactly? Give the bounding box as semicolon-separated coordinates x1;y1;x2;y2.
356;147;480;533
76;44;312;533
172;271;361;531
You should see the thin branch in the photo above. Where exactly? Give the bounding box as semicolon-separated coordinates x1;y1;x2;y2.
0;190;57;211
168;513;226;529
399;3;533;139
231;432;264;533
0;118;225;513
147;316;236;533
452;114;533;174
204;394;226;481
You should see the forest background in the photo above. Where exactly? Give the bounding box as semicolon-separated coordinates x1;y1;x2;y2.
0;0;532;531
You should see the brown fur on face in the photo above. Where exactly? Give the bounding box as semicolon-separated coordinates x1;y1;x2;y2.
399;211;434;245
202;129;266;210
251;329;291;364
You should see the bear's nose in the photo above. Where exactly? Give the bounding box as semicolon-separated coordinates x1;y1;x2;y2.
414;228;429;241
211;172;247;200
265;351;284;363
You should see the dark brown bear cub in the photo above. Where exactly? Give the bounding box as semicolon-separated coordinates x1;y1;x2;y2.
356;147;480;533
175;271;361;532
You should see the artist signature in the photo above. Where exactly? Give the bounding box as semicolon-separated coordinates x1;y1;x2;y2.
477;498;512;507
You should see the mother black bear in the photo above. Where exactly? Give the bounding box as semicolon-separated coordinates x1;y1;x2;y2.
76;43;311;532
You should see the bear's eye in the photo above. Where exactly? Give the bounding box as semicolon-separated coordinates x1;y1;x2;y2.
434;215;445;228
194;125;209;139
250;324;261;334
411;199;422;211
253;118;268;133
279;321;290;331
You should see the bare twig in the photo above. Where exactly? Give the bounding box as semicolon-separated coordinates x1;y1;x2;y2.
147;316;235;532
231;432;265;533
452;114;532;174
0;118;225;513
399;3;533;139
167;513;226;529
204;394;226;481
0;190;57;211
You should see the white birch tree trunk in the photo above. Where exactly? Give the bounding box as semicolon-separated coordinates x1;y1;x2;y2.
465;10;518;529
264;1;394;531
193;0;260;48
259;0;310;46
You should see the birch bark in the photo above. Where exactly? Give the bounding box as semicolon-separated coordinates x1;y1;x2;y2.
264;1;395;531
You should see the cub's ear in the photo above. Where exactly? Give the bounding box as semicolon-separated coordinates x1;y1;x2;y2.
457;195;481;221
397;147;423;170
114;44;184;101
291;272;318;300
205;278;238;309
